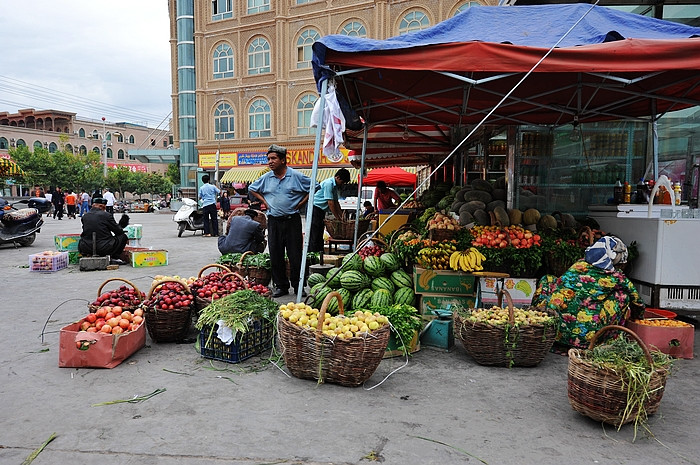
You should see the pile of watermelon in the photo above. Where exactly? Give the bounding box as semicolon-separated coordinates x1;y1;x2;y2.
306;252;415;315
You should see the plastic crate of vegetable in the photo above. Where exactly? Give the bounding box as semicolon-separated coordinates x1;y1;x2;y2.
199;319;274;363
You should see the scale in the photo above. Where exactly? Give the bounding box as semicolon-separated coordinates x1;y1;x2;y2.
420;307;455;351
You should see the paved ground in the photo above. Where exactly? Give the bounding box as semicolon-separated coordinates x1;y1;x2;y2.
1;210;699;465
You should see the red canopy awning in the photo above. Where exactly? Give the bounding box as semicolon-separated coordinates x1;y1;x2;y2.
361;167;417;187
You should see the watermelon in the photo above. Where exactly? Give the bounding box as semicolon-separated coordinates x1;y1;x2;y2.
362;255;385;277
311;285;334;309
340;270;369;291
352;288;374;310
394;287;415;306
341;253;363;272
370;288;393;308
325;267;343;288
371;276;395;294
390;269;413;289
379;253;400;272
307;273;326;288
327;288;352;315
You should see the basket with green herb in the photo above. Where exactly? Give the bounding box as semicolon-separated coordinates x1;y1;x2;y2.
196;289;278;363
453;288;558;367
238;251;272;286
567;325;673;437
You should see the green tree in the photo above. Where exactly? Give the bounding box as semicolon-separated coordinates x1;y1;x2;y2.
105;167;133;198
166;162;180;185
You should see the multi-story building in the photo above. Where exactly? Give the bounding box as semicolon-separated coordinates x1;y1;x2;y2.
168;0;495;190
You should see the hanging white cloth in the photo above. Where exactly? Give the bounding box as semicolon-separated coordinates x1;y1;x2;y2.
310;82;345;161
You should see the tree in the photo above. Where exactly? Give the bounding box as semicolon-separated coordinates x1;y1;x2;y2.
105;167;133;198
10;146;103;192
166;162;180;185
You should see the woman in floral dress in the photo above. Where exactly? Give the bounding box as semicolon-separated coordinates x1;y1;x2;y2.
532;236;645;350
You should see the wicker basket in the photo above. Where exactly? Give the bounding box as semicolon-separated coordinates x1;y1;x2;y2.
567;325;670;427
453;289;557;367
194;267;248;315
232;251;255;278
143;277;193;343
88;277;144;313
193;264;235;312
278;291;391;387
428;228;457;242
324;218;370;240
355;235;388;253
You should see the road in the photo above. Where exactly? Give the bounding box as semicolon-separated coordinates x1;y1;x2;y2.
1;210;699;465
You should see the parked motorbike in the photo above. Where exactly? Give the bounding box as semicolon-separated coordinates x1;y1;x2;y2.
0;197;50;247
174;197;204;237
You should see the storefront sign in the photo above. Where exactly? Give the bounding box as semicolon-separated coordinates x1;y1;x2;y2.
199;148;351;169
106;162;148;173
198;152;238;169
238;152;268;165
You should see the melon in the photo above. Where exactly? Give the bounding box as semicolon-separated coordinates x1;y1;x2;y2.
362;255;385;277
508;208;523;226
394;287;415;306
351;288;374;310
492;188;507;201
463;190;493;204
471;178;494;193
522;208;541;226
379;253;400;272
341;253;363;272
461;200;486;215
370;288;393;308
538;214;558;231
371;276;396;294
473;209;491;226
486;200;506;212
459;210;474;226
492;206;510;227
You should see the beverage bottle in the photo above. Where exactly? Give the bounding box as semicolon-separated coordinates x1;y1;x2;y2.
636;179;648;204
623;181;631;204
613;178;623;204
674;182;682;205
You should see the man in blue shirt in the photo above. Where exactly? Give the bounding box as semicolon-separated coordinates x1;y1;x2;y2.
198;174;220;237
249;144;312;298
217;209;265;254
309;168;350;253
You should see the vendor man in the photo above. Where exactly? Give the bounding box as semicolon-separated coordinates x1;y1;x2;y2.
78;198;130;265
309;168;350;252
218;208;266;254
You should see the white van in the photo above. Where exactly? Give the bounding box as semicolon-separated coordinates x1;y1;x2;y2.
339;186;376;215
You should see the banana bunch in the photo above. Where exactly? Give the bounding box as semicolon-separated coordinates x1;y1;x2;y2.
417;247;451;270
449;247;487;272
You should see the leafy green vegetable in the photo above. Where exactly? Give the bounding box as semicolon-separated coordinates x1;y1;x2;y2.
371;303;422;353
196;290;278;334
218;253;243;267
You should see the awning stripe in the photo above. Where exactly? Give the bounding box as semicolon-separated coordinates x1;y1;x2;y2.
0;158;26;176
220;166;414;184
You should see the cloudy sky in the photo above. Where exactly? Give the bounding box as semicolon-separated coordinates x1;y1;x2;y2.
0;1;172;129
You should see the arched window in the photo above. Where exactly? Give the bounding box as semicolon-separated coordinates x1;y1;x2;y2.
129;135;135;144
33;140;43;150
296;29;320;69
213;43;234;79
79;145;87;154
296;94;317;135
48;142;58;153
16;139;26;147
215;102;235;140
0;137;8;149
65;143;73;153
454;2;480;16
106;132;112;141
107;148;114;159
399;10;430;35
212;0;233;21
78;128;86;138
91;130;99;139
248;99;271;138
340;21;367;37
247;0;269;14
248;37;270;75
118;149;125;159
92;146;100;154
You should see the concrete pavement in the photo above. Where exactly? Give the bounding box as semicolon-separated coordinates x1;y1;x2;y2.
1;210;699;465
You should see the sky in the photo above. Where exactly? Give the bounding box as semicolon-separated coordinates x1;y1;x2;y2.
0;1;172;130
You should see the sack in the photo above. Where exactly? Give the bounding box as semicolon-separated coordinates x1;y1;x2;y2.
336;90;363;131
59;321;146;368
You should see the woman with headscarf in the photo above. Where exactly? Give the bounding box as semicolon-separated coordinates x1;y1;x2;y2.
531;235;645;351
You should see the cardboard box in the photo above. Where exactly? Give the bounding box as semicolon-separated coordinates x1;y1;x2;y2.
419;294;476;316
54;234;80;251
413;267;477;296
131;249;168;268
481;277;537;307
59;321;146;368
29;251;68;272
626;319;694;359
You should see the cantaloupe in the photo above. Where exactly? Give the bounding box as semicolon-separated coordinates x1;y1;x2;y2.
459;211;474;226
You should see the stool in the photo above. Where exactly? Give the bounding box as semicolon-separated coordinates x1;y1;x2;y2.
327;238;353;255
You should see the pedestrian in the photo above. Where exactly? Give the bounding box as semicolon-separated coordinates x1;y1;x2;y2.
102;188;116;215
362;200;375;218
249;144;312;298
78;198;130;265
44;190;53;217
52;187;65;220
373;180;401;211
531;235;645;353
217;208;265;254
79;190;90;217
199;174;221;237
309;168;350;253
219;190;231;220
65;190;78;219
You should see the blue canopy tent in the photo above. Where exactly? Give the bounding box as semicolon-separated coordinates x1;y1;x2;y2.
294;4;700;301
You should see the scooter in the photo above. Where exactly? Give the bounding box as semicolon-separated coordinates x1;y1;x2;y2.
0;197;50;247
173;197;204;237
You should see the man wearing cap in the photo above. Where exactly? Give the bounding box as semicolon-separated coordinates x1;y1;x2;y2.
249;144;312;298
217;208;266;255
78;198;130;265
309;168;350;253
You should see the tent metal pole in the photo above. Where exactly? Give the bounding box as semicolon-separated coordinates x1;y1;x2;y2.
652;100;659;181
352;124;369;248
297;78;328;303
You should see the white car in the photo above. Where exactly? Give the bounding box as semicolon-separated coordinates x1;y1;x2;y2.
339;186;376;216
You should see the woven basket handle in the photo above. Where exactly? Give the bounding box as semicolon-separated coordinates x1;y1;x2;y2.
316;291;344;341
237;251;255;267
356;233;387;251
96;277;143;302
587;324;653;366
496;288;516;325
197;263;230;278
147;277;192;300
220;272;248;289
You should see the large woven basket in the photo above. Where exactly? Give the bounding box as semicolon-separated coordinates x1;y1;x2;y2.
324;218;370;240
428;227;458;242
143;277;193;343
278;291;391;387
453;289;557;367
567;325;670;427
193;264;233;312
88;277;144;313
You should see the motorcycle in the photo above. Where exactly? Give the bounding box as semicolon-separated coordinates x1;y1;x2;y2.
0;197;50;247
173;197;204;237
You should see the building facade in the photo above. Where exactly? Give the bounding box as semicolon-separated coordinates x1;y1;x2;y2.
168;0;495;188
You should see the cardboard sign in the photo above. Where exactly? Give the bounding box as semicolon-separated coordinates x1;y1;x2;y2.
59;321;146;368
